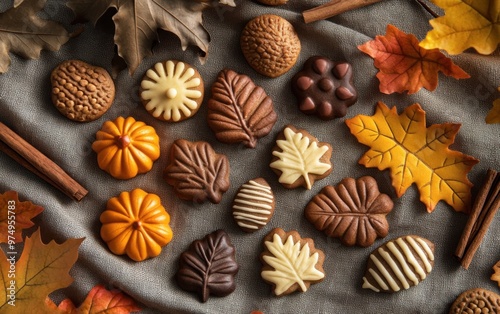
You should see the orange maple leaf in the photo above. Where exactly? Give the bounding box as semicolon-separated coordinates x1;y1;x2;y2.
0;190;43;243
50;284;141;314
358;24;470;94
345;102;479;213
0;228;84;314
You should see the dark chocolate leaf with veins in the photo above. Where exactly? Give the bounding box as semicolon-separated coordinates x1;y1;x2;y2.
305;176;394;247
207;69;277;148
164;139;230;204
66;0;212;75
176;230;239;302
0;0;71;73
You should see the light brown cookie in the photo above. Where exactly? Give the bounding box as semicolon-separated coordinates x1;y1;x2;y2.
449;288;500;314
240;14;301;78
362;235;435;293
140;60;204;122
270;125;332;189
232;178;275;232
51;60;115;122
260;228;325;296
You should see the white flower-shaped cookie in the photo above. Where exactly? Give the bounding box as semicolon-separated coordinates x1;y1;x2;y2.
140;60;204;122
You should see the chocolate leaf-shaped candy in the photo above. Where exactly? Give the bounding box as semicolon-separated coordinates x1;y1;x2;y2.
207;69;277;148
164;139;230;204
362;235;435;293
304;176;394;247
176;230;239;302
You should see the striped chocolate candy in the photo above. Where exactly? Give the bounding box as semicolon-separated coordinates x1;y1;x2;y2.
232;178;275;232
362;235;435;293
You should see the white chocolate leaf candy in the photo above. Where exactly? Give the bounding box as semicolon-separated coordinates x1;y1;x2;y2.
362;235;435;293
260;228;325;296
140;60;204;122
270;125;332;190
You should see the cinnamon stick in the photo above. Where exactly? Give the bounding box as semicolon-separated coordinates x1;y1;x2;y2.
303;0;383;24
0;122;88;201
455;169;500;269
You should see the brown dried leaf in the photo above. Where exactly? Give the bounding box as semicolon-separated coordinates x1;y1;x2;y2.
66;0;214;75
164;139;230;204
207;69;277;148
0;0;71;73
304;176;393;247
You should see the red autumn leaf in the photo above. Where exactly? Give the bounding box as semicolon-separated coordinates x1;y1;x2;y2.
0;190;44;243
53;284;141;314
358;24;470;94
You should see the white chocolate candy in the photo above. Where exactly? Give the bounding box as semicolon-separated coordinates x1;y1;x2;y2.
270;126;332;190
261;230;325;296
140;60;204;122
232;178;275;232
362;235;435;293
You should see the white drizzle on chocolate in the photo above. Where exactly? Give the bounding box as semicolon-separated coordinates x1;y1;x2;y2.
362;235;434;293
232;179;274;231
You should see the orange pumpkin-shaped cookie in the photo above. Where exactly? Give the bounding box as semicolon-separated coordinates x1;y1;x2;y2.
92;116;160;179
100;188;173;261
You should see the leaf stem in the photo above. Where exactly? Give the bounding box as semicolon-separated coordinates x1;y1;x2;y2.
415;0;439;18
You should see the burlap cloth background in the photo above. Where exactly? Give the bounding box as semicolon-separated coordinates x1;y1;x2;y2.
1;0;499;313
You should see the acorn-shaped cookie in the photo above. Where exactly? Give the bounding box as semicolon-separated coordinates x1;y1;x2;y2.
362;235;435;293
232;178;275;232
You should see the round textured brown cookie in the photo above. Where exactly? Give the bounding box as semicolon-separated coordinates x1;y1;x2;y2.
51;60;115;122
260;228;325;296
449;288;500;313
140;60;204;122
255;0;288;5
232;178;275;232
240;14;301;78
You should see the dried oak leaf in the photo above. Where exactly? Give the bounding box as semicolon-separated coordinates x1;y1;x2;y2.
345;101;479;213
358;24;469;95
0;0;71;74
176;229;239;302
207;69;277;148
486;89;500;124
304;176;394;247
0;190;43;243
420;0;500;55
66;0;232;75
0;228;84;314
491;260;500;287
164;139;230;204
51;284;141;314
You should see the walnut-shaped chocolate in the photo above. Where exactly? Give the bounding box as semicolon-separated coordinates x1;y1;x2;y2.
292;56;357;120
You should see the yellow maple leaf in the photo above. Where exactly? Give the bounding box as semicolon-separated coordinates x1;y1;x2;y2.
420;0;500;55
0;229;84;314
486;98;500;124
345;102;479;213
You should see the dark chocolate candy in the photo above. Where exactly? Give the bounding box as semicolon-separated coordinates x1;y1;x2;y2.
292;56;357;120
176;230;239;302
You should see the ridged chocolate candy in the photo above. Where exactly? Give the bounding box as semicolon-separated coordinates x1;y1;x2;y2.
362;235;435;293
